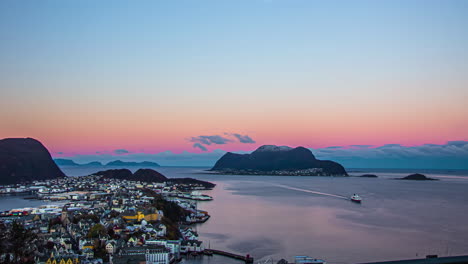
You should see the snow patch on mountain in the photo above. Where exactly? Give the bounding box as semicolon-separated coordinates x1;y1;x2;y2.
254;145;293;152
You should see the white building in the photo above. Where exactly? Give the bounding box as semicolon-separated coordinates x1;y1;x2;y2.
145;248;170;264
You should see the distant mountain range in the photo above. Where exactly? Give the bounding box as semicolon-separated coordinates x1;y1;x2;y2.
0;138;66;185
211;145;347;176
54;159;160;167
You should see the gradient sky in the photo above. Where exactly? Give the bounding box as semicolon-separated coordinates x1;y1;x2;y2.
1;0;467;158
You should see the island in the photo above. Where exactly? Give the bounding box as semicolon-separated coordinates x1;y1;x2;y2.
106;160;160;167
210;145;347;176
359;174;378;178
400;173;438;181
0;138;66;185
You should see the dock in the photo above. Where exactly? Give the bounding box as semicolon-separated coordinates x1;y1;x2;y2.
204;249;254;263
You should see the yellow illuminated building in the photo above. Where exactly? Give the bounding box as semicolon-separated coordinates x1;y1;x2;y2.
122;210;158;222
45;258;77;264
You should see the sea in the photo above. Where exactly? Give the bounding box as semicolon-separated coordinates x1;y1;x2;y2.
2;166;468;264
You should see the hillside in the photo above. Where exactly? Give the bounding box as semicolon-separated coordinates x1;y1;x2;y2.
0;138;66;184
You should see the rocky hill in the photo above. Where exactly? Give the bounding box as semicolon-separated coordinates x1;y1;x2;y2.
400;173;438;181
0;138;66;184
93;168;167;182
92;169;215;188
211;145;347;176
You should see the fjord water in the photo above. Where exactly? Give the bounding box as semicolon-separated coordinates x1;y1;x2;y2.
10;167;468;263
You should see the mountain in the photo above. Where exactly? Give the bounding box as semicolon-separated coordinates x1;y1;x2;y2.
0;138;66;185
54;159;79;166
54;159;102;166
93;169;133;180
106;160;160;167
93;168;167;182
211;145;347;176
84;161;103;166
133;169;168;182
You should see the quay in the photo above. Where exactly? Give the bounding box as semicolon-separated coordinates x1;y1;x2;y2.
360;255;468;264
204;249;254;263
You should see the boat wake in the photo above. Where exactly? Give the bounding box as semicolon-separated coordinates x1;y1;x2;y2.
271;183;348;200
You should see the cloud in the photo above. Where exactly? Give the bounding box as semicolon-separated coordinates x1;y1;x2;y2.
447;141;468;146
189;133;256;150
350;145;373;148
378;144;402;148
312;141;468;169
193;143;208;151
114;149;130;154
56;152;64;154
190;135;232;145
232;133;256;144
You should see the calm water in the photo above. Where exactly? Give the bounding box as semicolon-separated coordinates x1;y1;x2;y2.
2;166;468;263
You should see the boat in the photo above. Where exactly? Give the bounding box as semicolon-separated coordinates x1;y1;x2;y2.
350;194;362;203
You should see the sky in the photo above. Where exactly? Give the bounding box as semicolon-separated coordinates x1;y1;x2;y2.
1;0;467;168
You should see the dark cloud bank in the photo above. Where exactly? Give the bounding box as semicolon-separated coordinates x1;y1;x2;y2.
189;133;256;151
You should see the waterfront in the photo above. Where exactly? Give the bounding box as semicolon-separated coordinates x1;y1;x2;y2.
0;194;50;211
2;166;468;264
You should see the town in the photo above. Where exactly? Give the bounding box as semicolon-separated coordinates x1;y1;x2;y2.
0;174;215;264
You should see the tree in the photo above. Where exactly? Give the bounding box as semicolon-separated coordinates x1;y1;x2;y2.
0;221;37;264
87;224;107;238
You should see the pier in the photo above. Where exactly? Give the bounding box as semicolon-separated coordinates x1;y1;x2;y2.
204;249;254;263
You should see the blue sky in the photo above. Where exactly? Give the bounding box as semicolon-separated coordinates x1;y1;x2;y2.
1;0;468;169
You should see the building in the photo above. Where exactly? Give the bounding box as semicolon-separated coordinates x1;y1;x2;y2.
145;247;170;264
113;245;170;264
121;208;159;223
180;240;203;253
105;241;116;254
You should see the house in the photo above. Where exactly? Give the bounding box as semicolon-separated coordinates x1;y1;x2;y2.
105;241;116;254
43;255;79;264
81;241;94;250
83;248;94;259
180;240;203;253
127;236;137;247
